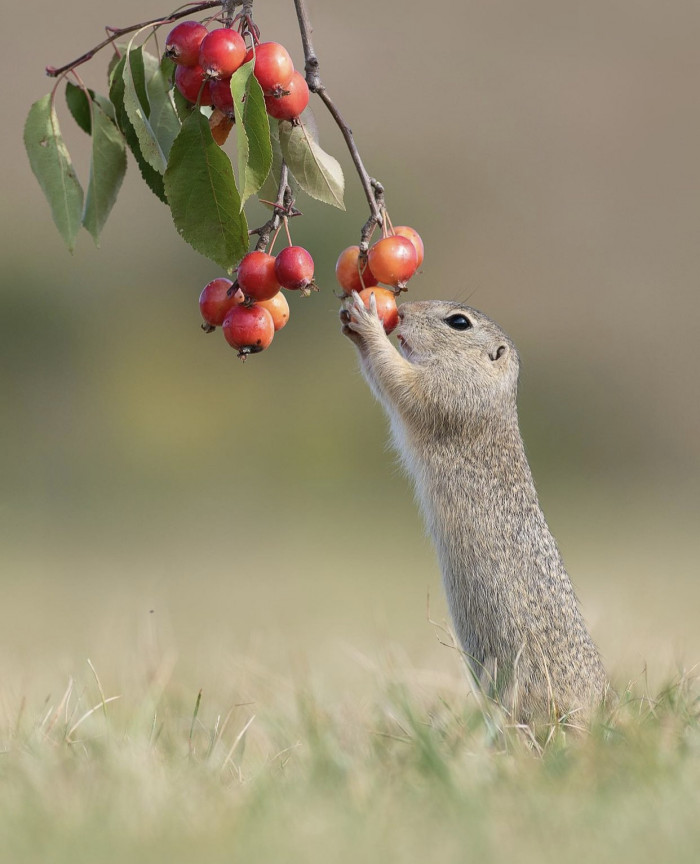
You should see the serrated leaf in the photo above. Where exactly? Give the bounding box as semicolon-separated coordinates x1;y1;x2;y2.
164;110;249;270
110;54;167;203
82;102;127;243
123;45;167;173
24;94;84;252
257;119;298;206
279;120;344;209
146;57;181;160
230;60;272;207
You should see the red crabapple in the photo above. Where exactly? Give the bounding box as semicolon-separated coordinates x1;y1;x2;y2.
236;251;281;302
222;304;275;356
335;246;378;295
174;64;213;104
257;292;290;331
198;278;243;328
165;21;208;67
393;226;424;269
210;77;234;114
358;287;400;334
274;246;314;291
367;235;418;287
264;71;309;121
198;28;246;79
244;42;294;92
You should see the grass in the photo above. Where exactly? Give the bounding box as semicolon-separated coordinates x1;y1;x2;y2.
1;654;699;864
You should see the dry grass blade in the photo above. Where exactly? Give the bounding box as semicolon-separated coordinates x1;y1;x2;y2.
66;696;121;743
220;714;256;774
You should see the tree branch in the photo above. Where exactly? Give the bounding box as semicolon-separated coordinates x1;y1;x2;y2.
249;161;294;251
292;0;383;248
45;1;228;78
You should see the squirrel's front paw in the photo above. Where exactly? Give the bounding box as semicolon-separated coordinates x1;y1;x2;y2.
340;291;386;349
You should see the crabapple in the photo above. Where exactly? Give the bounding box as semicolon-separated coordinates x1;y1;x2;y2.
274;246;314;291
237;251;281;301
358;287;399;334
393;226;424;269
257;292;290;331
210;77;234;114
244;42;294;92
367;235;418;287
264;71;309;121
165;21;208;67
222;304;275;356
174;64;212;105
198;28;246;79
335;246;378;295
198;278;243;328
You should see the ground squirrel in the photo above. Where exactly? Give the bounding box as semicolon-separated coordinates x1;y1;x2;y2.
341;293;608;724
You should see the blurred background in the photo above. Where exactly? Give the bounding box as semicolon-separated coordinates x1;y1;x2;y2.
2;0;699;706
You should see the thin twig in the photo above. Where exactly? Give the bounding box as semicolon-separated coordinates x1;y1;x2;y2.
292;0;383;247
45;1;225;78
249;161;296;251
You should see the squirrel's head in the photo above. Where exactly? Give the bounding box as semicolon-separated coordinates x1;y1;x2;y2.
395;300;520;422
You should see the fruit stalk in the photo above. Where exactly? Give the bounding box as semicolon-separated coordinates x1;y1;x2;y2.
292;0;383;246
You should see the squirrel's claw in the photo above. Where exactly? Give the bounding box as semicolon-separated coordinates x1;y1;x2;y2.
340;291;385;348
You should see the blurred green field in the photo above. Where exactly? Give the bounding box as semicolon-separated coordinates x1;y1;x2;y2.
2;0;700;859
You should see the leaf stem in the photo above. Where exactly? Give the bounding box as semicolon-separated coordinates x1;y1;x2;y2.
45;1;227;78
292;0;383;249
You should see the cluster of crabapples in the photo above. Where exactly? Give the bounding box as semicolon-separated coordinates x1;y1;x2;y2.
335;225;424;334
166;20;309;121
199;225;423;358
199;245;315;357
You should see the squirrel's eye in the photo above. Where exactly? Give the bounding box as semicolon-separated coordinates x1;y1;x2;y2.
445;313;472;331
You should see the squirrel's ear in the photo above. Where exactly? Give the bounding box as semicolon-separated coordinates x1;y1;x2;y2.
489;344;507;362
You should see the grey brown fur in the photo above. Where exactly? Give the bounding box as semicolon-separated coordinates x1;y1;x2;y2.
341;295;607;723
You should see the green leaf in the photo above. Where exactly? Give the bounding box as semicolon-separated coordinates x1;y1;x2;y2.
65;82;116;134
173;87;194;123
129;45;153;112
24;94;84;252
146;57;181;161
230;60;273;207
107;50;122;83
257;119;298;206
109;54;167;203
164;110;249;270
279;120;345;209
82;102;127;244
122;45;167;173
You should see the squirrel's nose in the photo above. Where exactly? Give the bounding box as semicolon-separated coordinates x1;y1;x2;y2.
397;306;405;321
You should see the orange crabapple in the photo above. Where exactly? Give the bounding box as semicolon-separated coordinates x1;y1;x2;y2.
335;246;378;295
367;235;418;287
358;287;400;334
